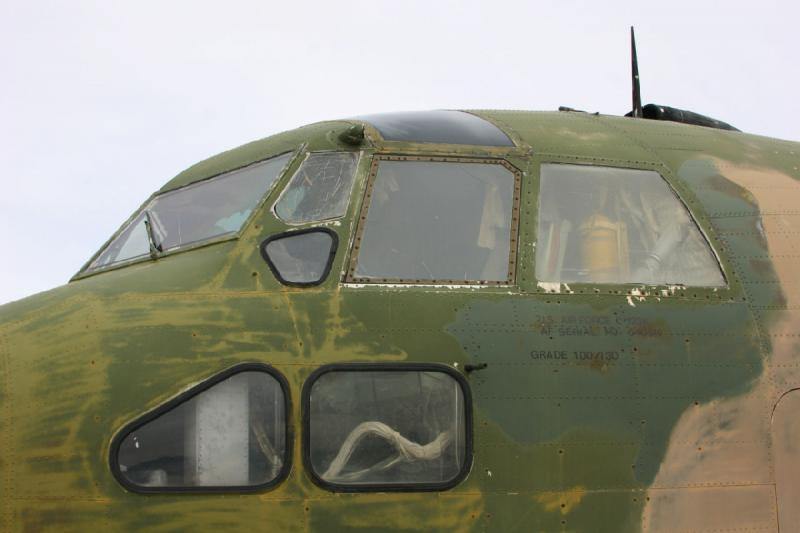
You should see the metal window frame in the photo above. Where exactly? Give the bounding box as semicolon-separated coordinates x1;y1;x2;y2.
109;362;292;494
76;151;297;279
534;161;728;290
272;151;361;225
344;155;522;286
302;362;474;493
259;227;339;287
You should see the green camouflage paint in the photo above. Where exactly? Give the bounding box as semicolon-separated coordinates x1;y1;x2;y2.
1;111;799;532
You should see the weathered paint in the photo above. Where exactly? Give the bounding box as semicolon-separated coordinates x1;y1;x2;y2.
1;111;799;532
772;389;800;530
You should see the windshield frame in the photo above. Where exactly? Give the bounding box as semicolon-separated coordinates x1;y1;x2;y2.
73;150;298;279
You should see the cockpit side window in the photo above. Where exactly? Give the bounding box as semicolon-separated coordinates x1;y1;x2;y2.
260;228;338;287
274;152;359;224
111;364;290;493
86;153;292;273
303;364;472;492
346;156;521;285
535;163;725;286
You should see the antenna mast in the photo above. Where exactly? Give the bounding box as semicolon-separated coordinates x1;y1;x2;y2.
630;26;643;118
622;27;739;130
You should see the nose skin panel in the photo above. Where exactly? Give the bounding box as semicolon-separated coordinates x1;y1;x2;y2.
0;288;118;533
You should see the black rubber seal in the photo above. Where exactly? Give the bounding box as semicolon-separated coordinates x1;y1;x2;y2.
109;362;292;494
259;227;338;287
301;362;473;493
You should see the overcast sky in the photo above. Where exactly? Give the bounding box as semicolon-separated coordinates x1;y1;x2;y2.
1;0;798;305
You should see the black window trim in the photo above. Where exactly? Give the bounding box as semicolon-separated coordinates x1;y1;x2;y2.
109;362;293;494
344;154;523;286
259;227;339;287
302;362;474;493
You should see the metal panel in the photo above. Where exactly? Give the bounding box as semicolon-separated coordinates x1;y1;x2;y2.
773;389;800;531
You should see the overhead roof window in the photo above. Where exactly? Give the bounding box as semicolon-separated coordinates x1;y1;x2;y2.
357;110;514;146
536;164;725;287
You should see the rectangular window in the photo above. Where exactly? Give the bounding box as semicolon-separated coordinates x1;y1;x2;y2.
536;163;725;287
304;364;472;491
346;156;521;285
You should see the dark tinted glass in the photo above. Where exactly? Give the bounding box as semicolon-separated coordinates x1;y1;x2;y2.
263;230;336;285
115;371;286;489
308;370;466;487
357;110;514;146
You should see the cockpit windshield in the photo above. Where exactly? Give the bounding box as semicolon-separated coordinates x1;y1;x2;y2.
85;153;292;273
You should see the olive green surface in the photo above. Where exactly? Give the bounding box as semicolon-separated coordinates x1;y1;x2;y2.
1;111;798;532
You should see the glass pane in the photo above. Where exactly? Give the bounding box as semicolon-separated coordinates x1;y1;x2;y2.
116;371;286;489
264;231;335;285
309;370;466;486
357;110;514;146
354;160;515;283
535;164;725;286
275;152;358;224
89;153;292;271
99;212;150;265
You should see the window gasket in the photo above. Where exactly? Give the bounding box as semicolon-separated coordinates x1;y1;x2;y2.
259;227;339;287
344;155;523;286
301;362;474;493
108;362;292;494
